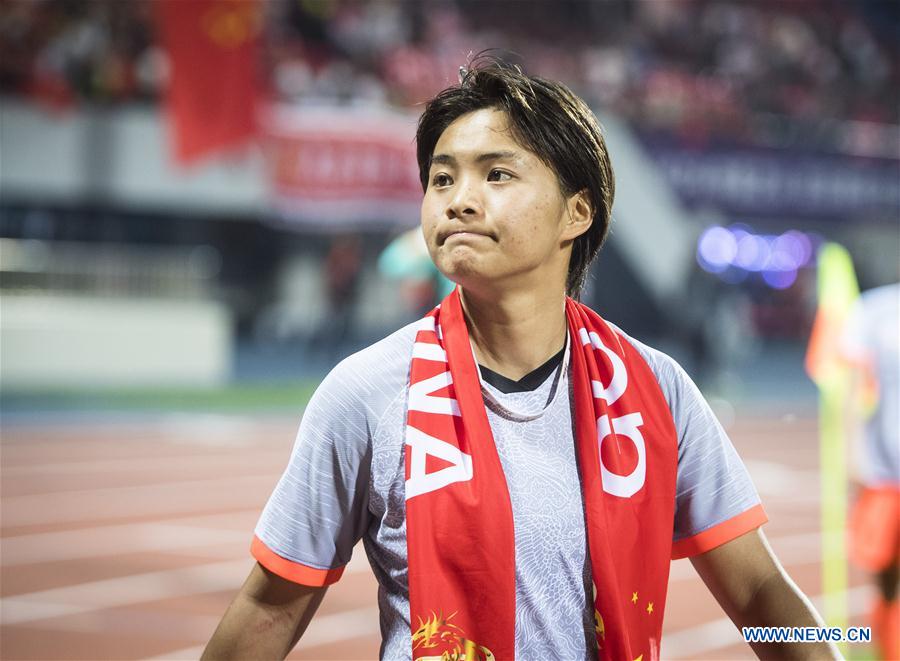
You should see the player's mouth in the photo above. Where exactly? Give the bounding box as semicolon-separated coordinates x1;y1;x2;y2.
439;229;493;245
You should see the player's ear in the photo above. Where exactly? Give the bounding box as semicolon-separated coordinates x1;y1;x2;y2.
562;189;593;242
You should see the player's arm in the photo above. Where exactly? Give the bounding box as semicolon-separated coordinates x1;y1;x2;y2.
201;562;327;661
204;353;375;659
837;299;871;491
843;367;865;489
690;528;841;660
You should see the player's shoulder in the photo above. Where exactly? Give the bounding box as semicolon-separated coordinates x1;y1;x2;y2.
335;318;419;377
860;283;899;312
312;319;419;421
605;321;726;452
605;321;691;398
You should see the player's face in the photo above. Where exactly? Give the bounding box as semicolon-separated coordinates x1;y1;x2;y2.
421;108;574;294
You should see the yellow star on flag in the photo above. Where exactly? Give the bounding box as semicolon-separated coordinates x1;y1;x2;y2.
631;592;638;604
646;602;654;614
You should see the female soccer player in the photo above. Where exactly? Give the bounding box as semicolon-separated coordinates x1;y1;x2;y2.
203;59;839;661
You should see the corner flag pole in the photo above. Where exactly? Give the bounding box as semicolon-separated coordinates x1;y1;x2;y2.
804;243;859;647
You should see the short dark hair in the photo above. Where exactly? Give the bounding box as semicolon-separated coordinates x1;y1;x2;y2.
415;55;615;299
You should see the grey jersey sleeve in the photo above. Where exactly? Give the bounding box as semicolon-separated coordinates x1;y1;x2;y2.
253;356;375;580
621;332;767;557
252;322;417;584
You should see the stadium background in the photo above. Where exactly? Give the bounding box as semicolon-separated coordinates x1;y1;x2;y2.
1;0;898;659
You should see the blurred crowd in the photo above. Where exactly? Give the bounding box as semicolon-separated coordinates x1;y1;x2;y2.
1;0;897;149
0;0;159;106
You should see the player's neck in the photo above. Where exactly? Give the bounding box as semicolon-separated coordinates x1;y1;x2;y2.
459;285;567;382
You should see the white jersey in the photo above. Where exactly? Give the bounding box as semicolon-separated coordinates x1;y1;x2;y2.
254;319;765;659
841;283;900;486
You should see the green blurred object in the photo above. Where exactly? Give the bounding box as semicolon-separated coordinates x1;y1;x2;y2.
1;381;320;413
805;242;860;655
378;228;455;298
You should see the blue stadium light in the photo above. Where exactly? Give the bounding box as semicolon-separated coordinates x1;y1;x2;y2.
762;268;799;290
697;226;737;274
734;233;771;272
696;224;815;290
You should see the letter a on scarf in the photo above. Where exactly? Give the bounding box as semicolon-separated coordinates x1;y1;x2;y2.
405;288;678;661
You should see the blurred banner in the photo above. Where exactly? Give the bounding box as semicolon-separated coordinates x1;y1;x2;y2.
262;105;422;230
155;0;262;164
642;138;900;220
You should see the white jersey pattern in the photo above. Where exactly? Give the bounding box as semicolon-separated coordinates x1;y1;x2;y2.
255;320;763;660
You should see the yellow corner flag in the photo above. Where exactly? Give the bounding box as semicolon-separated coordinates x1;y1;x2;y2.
804;243;859;648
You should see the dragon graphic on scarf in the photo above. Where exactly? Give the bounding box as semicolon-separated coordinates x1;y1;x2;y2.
412;611;495;661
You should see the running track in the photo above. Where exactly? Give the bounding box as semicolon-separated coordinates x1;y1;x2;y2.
0;411;873;660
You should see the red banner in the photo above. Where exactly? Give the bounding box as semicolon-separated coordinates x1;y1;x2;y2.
262;105;423;229
155;0;261;164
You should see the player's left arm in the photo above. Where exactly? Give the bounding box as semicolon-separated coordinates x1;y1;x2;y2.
691;527;841;660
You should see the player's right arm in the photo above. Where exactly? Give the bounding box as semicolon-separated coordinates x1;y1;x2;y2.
200;562;327;660
202;349;383;659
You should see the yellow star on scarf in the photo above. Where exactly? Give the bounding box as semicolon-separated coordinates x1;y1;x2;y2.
646;602;654;614
631;591;638;604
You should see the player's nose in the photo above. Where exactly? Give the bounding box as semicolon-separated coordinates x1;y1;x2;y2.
445;177;483;220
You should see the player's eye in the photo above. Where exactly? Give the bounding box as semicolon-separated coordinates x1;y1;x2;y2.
487;169;512;182
431;172;453;188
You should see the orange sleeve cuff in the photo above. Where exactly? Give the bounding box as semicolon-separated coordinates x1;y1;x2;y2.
250;536;345;586
671;503;768;559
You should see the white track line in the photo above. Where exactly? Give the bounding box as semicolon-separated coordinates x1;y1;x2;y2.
744;459;822;504
1;559;251;626
1;414;281;444
1;549;370;626
146;645;205;660
1;523;249;567
147;584;873;661
141;509;262;531
1;450;287;478
31;608;222;637
669;530;823;582
0;475;278;527
146;606;381;660
662;585;872;659
1;472;280;501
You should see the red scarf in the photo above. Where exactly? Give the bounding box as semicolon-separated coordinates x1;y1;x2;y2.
405;288;678;661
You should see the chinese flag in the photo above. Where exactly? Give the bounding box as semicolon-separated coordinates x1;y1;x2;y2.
155;0;262;164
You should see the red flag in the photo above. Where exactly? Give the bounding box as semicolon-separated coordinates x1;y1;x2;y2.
155;0;262;164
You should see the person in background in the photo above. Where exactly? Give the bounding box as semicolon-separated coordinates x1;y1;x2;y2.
377;226;455;318
312;234;362;354
841;282;900;660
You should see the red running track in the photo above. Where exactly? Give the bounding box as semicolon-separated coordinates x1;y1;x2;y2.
0;412;873;660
